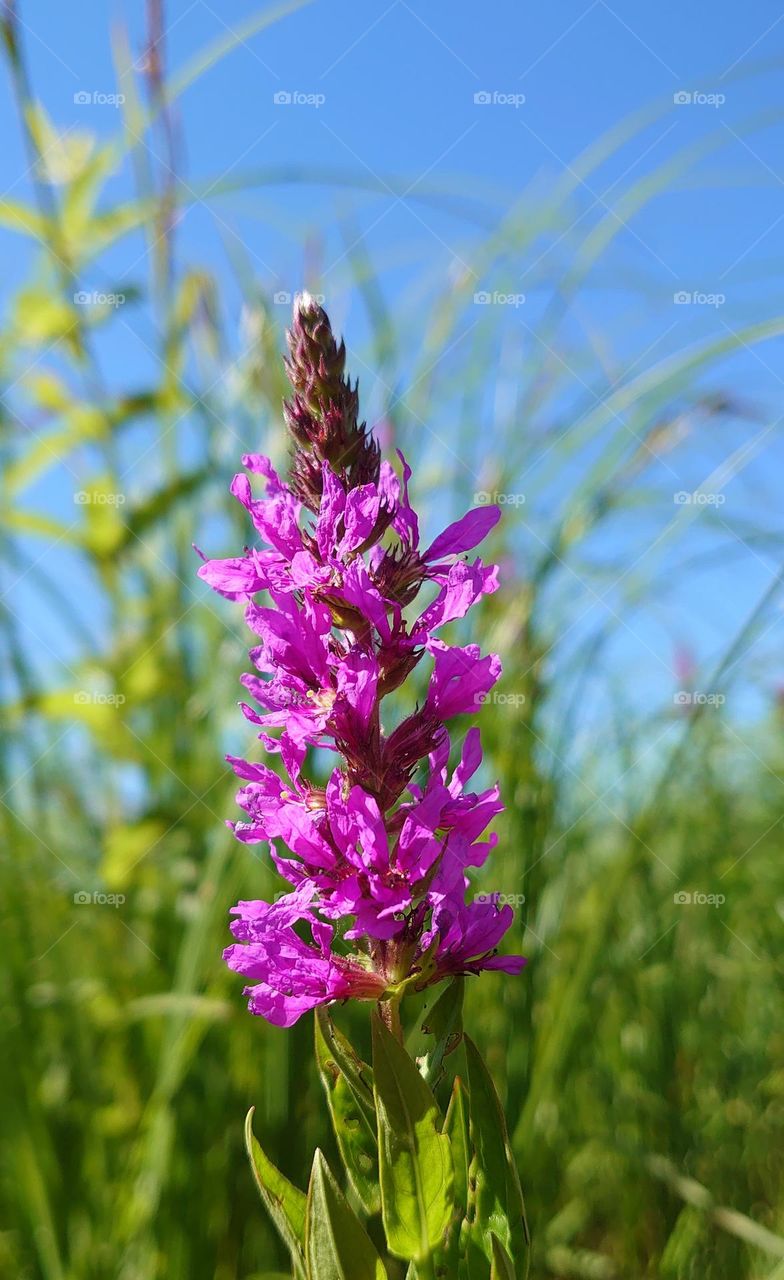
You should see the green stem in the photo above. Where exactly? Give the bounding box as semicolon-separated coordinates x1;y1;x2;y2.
378;993;403;1044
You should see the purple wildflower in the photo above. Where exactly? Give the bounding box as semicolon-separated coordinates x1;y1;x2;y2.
201;294;525;1026
225;887;387;1028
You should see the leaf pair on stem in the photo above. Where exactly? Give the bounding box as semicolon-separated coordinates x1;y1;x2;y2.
245;985;529;1278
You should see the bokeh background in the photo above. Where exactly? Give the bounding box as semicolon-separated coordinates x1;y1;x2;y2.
2;2;784;1277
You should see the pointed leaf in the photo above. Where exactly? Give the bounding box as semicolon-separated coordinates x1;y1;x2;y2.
244;1107;306;1277
305;1149;387;1280
444;1077;470;1215
315;1007;375;1112
0;199;46;238
315;1010;380;1215
437;1077;471;1274
461;1038;529;1278
419;978;464;1088
372;1012;454;1262
490;1233;517;1280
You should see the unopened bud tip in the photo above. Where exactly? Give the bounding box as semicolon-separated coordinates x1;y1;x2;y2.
295;290;319;316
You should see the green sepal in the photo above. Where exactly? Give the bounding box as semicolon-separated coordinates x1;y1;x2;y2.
371;1011;454;1262
305;1149;387;1280
315;1008;381;1215
460;1038;529;1278
418;977;465;1089
244;1107;307;1279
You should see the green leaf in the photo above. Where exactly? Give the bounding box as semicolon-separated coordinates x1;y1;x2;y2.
438;1077;470;1274
5;408;108;496
14;287;78;348
419;978;464;1088
315;1009;380;1215
444;1077;470;1215
315;1007;375;1109
2;509;77;542
305;1149;387;1280
61;143;118;247
24;103;95;187
371;1012;453;1262
490;1233;517;1280
461;1038;529;1278
0;198;46;239
244;1107;307;1278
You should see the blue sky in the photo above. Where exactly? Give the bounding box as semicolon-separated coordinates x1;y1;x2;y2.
3;0;784;736
6;0;782;307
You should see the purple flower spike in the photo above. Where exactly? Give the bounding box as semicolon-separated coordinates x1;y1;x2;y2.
201;294;525;1025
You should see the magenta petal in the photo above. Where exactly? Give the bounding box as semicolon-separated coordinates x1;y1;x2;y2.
415;560;499;633
481;955;528;973
426;644;502;719
424;504;501;562
340;484;381;553
198;554;270;599
240;454;288;496
335;648;378;729
391;450;419;548
316;465;346;557
450;727;483;794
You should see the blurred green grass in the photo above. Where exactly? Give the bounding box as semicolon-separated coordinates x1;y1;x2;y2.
1;5;784;1278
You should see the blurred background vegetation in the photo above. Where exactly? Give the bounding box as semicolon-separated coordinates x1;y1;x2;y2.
1;2;784;1278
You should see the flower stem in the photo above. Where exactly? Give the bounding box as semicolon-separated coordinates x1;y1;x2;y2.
416;1254;437;1279
378;993;403;1043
